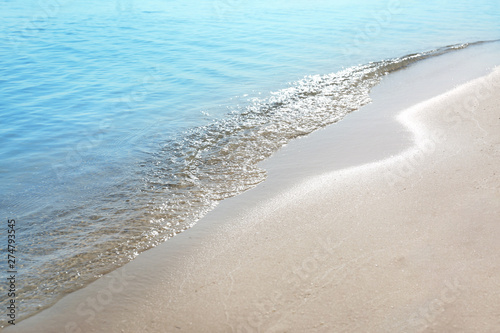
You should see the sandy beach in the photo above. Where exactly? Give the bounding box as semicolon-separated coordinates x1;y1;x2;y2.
7;59;500;332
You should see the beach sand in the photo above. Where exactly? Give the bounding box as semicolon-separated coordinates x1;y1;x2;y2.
7;62;500;332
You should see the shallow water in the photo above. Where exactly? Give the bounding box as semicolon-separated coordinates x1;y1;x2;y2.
1;0;499;325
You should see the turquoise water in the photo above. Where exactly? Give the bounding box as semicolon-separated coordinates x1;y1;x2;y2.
1;0;499;324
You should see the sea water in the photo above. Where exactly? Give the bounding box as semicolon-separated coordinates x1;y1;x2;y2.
0;0;499;325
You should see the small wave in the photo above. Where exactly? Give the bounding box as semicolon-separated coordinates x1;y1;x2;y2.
143;41;495;239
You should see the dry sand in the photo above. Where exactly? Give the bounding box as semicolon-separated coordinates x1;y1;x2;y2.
6;65;500;332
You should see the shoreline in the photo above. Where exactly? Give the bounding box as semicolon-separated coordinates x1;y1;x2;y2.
6;47;500;332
